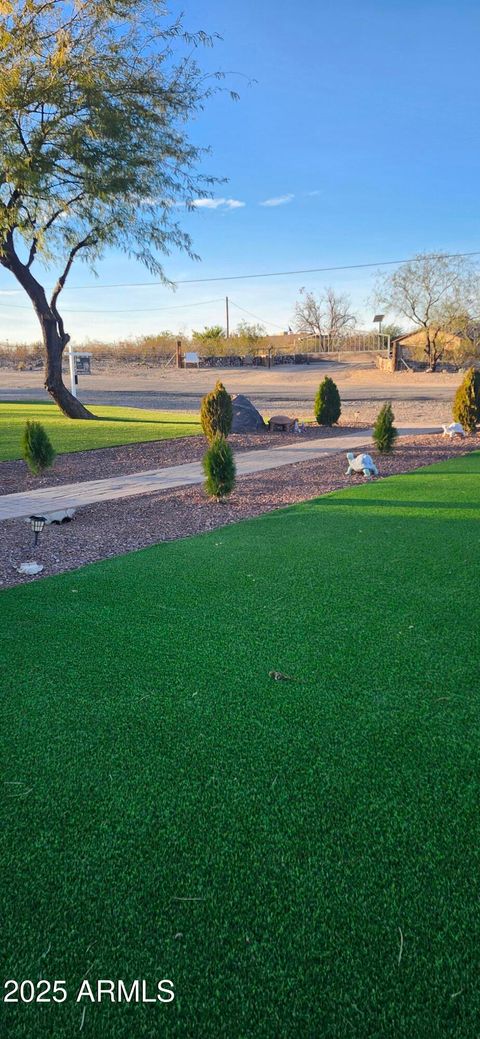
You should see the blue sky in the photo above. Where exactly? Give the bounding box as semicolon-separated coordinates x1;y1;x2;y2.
2;0;480;342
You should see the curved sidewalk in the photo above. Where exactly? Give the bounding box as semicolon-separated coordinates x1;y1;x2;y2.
0;424;441;521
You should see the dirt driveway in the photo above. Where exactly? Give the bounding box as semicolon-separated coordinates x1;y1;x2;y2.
0;357;463;424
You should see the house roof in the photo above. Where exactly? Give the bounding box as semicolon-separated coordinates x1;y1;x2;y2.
391;331;422;344
392;320;480;345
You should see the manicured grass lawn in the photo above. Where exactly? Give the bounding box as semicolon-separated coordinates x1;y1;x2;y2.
0;402;201;460
1;453;480;1038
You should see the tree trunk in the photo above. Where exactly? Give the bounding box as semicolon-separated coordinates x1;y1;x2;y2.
425;334;437;372
426;338;442;373
41;312;95;419
0;233;95;419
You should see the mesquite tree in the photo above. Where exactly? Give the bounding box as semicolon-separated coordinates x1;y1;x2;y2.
0;0;229;417
375;253;476;372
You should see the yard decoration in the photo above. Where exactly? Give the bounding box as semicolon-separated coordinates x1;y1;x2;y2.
268;414;298;433
442;422;466;439
16;562;44;575
200;381;233;442
345;452;379;480
314;376;341;426
453;367;478;433
202;434;236;499
21;421;56;475
373;402;398;453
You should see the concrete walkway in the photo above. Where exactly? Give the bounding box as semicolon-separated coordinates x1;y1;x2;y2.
0;424;441;521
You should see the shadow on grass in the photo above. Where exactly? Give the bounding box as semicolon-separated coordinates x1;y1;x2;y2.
406;465;480;475
91;415;200;426
0;399;51;407
318;497;479;511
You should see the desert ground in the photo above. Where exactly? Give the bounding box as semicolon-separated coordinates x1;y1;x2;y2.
0;356;464;424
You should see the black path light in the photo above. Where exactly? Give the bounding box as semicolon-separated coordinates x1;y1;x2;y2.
30;515;46;548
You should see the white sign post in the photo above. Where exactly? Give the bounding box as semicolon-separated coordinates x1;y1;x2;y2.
67;342;77;398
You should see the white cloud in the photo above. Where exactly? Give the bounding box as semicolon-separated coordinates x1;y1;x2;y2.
306;189;321;197
260;194;294;207
0;290;21;296
191;198;246;210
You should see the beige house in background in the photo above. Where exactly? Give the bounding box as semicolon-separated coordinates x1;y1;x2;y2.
393;326;480;363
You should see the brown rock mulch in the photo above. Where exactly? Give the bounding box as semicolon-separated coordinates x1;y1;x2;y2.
1;434;478;590
0;423;366;496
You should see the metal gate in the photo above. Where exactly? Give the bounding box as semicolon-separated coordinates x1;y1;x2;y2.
293;331;391;354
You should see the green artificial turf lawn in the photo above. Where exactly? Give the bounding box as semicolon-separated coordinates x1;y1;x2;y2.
1;452;480;1038
0;403;201;460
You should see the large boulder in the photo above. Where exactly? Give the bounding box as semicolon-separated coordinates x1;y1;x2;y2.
231;394;267;434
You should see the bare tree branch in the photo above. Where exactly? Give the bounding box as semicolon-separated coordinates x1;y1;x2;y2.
27;193;86;267
294;287;356;337
50;231;98;309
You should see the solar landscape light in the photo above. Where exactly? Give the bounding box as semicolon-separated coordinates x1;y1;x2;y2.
30;515;46;548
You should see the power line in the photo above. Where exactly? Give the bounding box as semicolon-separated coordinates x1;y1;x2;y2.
0;293;283;328
0;249;479;316
229;299;286;331
12;248;478;292
176;251;480;284
0;296;224;314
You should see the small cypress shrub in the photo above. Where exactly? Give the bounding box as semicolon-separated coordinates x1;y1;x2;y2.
21;420;56;475
202;434;236;499
314;376;341;426
200;380;233;442
453;367;478;433
373;402;398;453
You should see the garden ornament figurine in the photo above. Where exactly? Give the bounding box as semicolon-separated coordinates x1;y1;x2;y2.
442;422;466;438
345;451;379;480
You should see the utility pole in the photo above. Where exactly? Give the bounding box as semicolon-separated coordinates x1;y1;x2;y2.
225;296;230;339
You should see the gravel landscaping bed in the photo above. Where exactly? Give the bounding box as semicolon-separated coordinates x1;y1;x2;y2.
0;422;366;495
1;434;478;590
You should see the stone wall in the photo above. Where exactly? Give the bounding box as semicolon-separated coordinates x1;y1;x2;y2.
375;354;395;372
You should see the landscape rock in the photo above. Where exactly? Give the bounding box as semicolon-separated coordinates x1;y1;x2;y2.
16;562;44;575
231;394;266;434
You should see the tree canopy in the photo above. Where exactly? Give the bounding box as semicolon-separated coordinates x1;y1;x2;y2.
376;253;476;371
293;287;356;338
0;0;231;415
192;325;226;342
234;320;265;346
